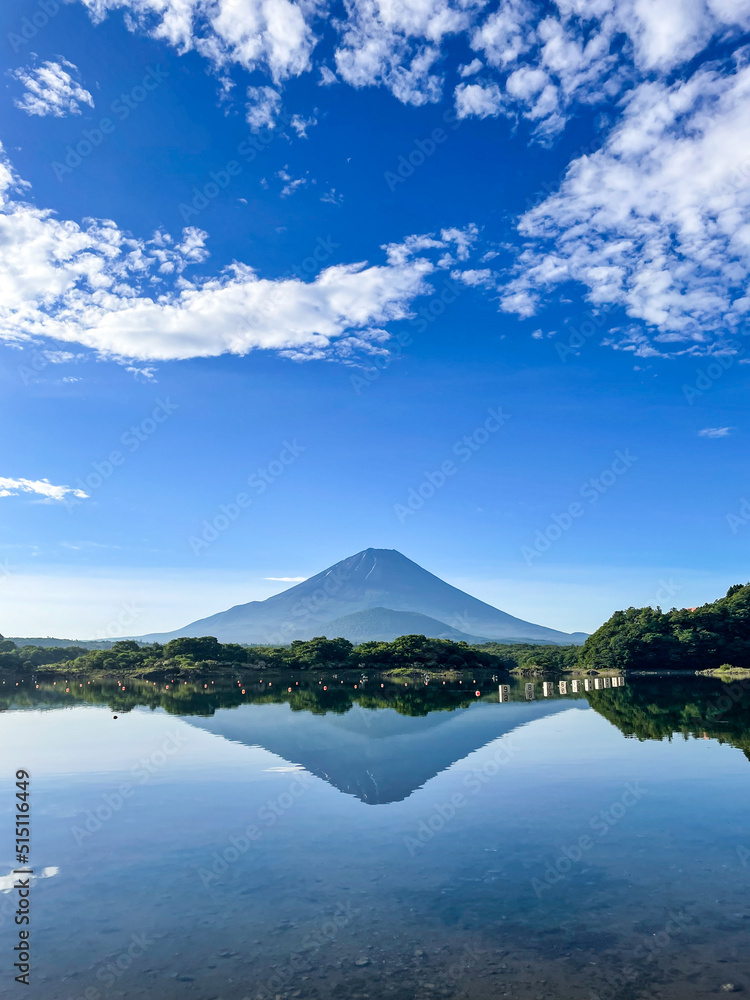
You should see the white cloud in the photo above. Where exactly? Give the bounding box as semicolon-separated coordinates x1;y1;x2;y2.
245;84;281;130
450;267;494;287
456;0;750;135
12;59;94;117
0;477;89;502
290;112;317;137
333;0;477;106
320;187;344;205
440;224;479;261
500;60;750;351
318;65;338;85
459;57;483;77
125;364;157;381
76;0;317;81
69;0;750;133
455;81;504;119
0;144;480;364
698;426;734;437
276;165;308;196
264;576;307;581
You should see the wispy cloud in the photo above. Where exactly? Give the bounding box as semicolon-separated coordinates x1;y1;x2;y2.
698;427;733;438
277;166;309;197
0;477;89;502
290;113;317;138
318;66;337;86
12;59;94;117
245;85;281;131
320;187;343;205
264;576;307;582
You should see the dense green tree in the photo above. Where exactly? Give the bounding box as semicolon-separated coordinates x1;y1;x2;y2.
287;636;354;667
579;584;750;670
163;636;222;660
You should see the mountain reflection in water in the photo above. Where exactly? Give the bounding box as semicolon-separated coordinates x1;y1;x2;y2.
2;670;750;1000
4;671;750;798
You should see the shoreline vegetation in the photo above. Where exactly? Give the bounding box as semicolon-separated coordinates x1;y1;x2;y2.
2;583;749;678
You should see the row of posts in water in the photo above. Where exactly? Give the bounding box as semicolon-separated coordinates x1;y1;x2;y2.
498;676;627;701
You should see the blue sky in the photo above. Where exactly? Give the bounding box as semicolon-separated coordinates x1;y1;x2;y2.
1;0;750;638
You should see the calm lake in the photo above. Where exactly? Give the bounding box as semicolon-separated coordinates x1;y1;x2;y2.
2;672;750;1000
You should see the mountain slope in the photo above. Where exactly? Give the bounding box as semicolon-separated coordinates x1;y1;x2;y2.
310;607;491;644
136;548;585;645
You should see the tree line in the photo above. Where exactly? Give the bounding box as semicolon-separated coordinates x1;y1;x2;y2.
0;633;507;674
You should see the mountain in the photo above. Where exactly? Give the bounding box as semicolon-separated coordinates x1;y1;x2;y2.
135;548;586;645
307;607;491;644
185;698;589;804
7;637;117;649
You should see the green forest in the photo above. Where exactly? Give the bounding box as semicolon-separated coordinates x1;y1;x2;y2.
0;633;507;675
576;582;750;671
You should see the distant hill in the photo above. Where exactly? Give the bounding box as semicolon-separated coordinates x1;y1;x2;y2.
310;607;492;644
7;637;118;649
134;548;587;646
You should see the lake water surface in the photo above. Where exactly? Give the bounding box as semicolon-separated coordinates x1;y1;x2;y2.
1;672;750;1000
